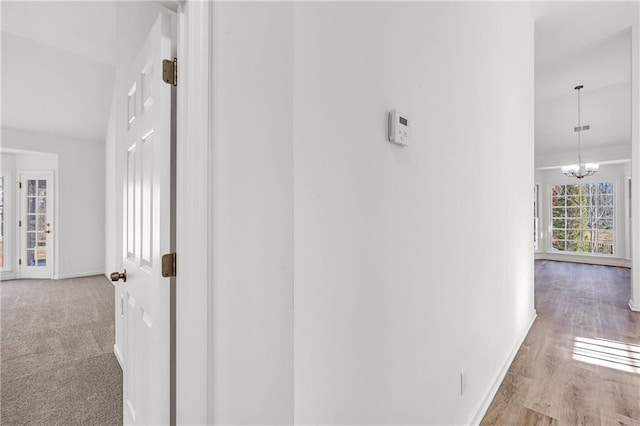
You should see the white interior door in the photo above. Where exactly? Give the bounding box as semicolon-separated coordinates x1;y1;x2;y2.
19;172;53;279
115;13;174;425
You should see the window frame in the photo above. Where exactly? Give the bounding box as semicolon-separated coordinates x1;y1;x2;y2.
548;181;616;257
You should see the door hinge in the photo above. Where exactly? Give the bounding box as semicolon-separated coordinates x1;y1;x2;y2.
162;58;177;87
18;220;22;227
162;252;177;278
18;259;22;265
18;182;22;189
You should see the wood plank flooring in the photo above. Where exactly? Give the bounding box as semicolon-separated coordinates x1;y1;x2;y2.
481;260;640;425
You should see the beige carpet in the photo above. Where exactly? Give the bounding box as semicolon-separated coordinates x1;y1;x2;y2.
1;275;122;424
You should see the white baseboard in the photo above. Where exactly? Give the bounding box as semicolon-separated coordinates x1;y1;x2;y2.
630;299;640;312
535;252;631;268
0;271;18;281
114;344;124;370
467;310;538;426
54;270;104;280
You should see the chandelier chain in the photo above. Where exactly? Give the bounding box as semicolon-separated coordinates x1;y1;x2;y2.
577;86;582;166
561;84;598;179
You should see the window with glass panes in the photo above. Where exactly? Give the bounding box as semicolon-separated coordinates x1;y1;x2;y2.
551;183;614;254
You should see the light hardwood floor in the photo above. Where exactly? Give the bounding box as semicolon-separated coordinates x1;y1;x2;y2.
481;260;640;425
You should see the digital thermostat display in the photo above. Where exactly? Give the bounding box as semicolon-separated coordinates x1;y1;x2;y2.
388;109;410;147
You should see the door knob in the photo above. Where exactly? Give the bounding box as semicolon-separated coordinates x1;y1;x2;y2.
110;269;127;283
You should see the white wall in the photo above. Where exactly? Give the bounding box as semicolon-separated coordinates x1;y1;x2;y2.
0;154;16;176
535;163;631;267
14;152;58;171
211;2;294;424
536;144;631;169
210;2;535;425
1;128;104;278
293;3;534;424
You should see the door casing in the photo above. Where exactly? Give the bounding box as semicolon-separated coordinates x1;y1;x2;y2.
17;171;54;279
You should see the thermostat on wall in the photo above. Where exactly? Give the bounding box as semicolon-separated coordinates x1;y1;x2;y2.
388;109;410;147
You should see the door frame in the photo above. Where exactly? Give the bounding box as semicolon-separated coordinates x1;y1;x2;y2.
17;170;55;279
172;1;213;424
632;21;640;312
0;170;15;279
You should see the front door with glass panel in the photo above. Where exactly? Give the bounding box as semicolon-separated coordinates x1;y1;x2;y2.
20;173;53;279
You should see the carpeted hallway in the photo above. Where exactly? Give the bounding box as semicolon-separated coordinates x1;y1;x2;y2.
1;276;122;424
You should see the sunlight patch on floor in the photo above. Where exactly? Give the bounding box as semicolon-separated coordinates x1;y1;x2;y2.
572;337;640;375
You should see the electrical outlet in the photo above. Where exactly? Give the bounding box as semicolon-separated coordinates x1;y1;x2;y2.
460;370;466;396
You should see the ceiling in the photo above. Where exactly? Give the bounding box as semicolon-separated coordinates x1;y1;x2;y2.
1;1;117;142
1;1;638;150
532;1;638;159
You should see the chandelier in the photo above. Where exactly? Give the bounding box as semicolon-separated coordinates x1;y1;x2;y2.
561;85;598;179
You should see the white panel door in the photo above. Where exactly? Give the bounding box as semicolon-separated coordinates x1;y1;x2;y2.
116;13;173;425
19;172;53;279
